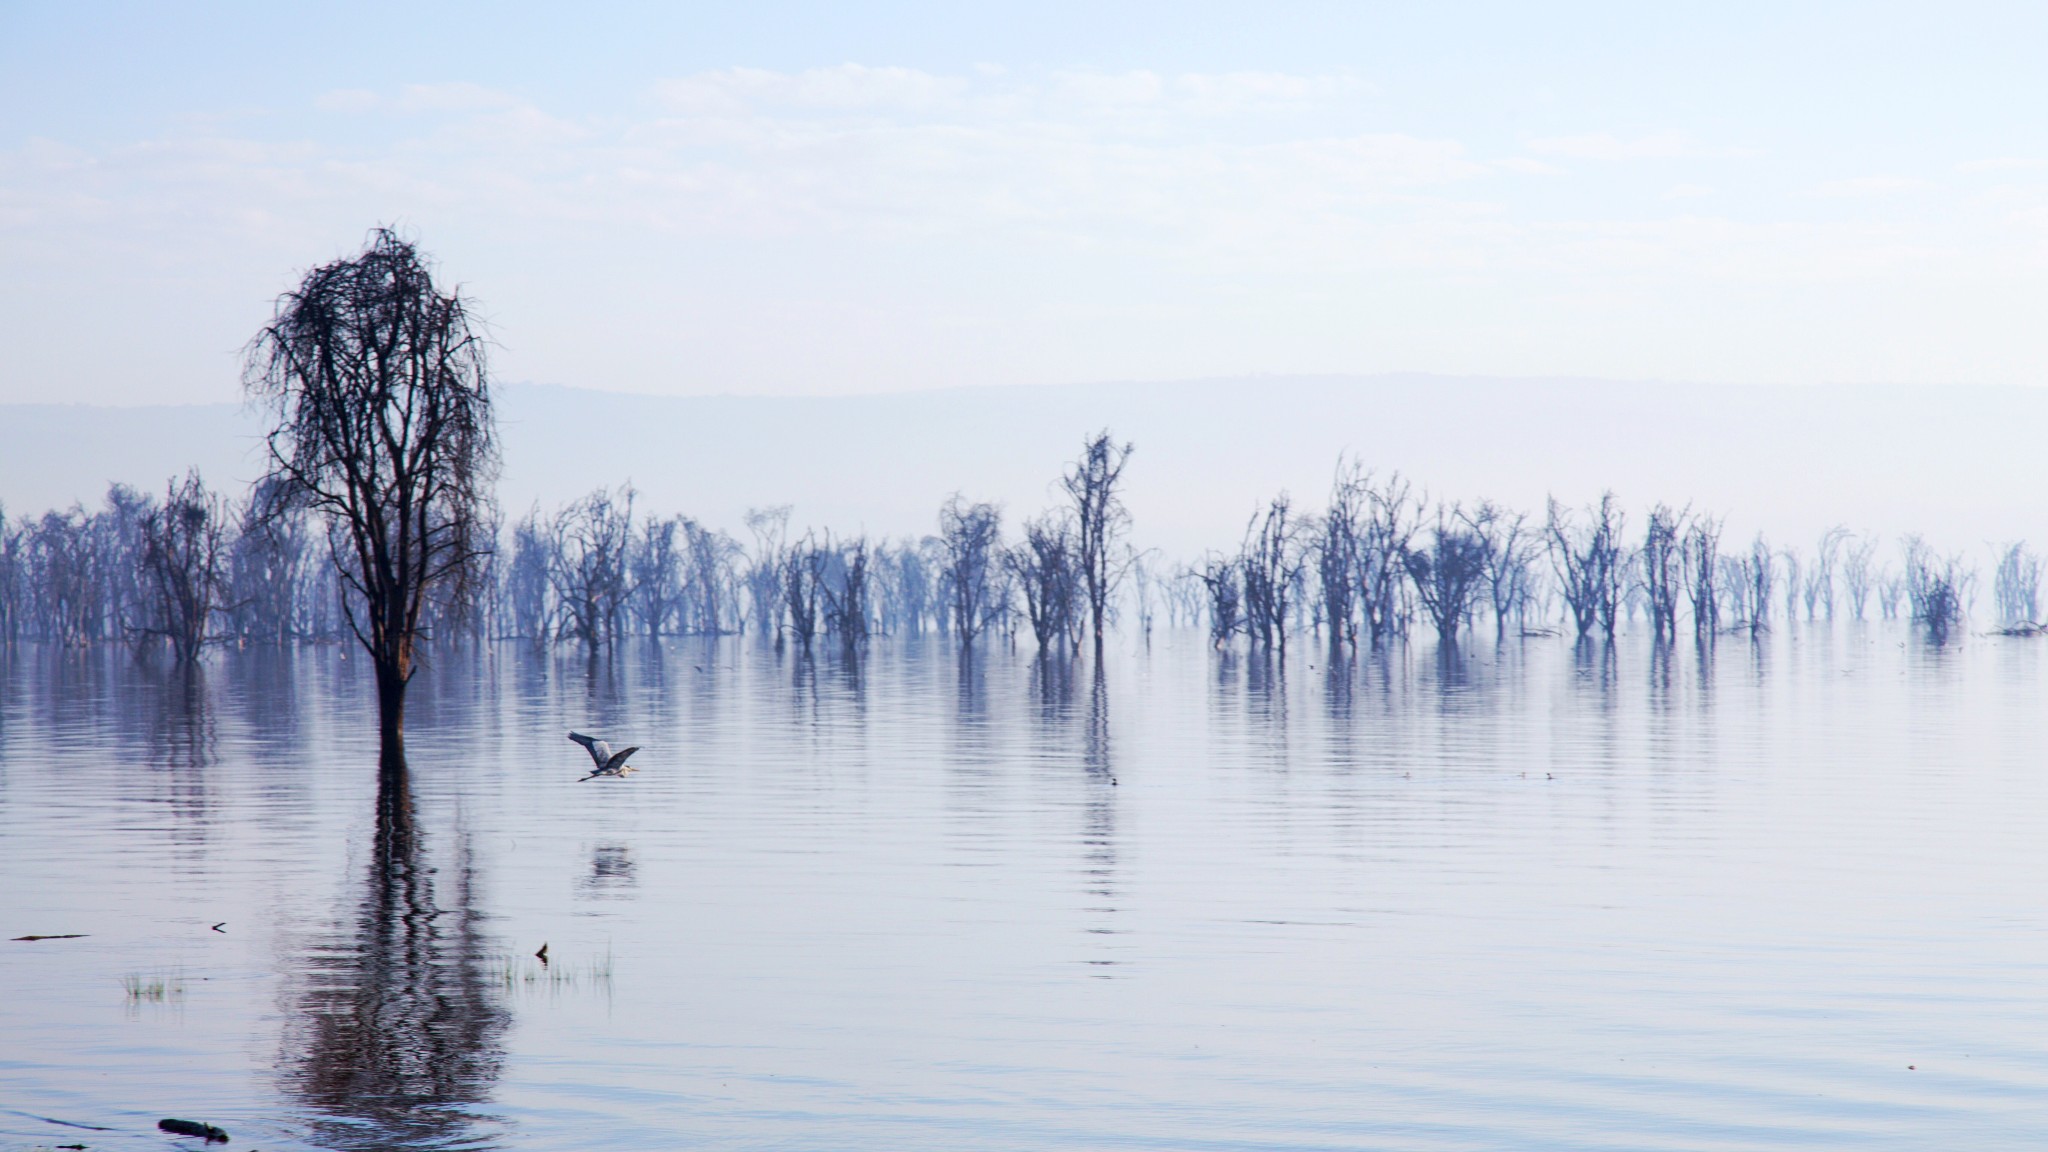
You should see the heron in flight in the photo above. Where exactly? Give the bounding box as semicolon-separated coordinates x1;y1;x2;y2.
569;732;640;781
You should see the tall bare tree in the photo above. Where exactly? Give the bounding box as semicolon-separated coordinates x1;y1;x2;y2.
938;495;1005;646
1060;431;1133;657
1314;464;1365;648
1681;516;1722;640
245;229;496;757
1639;504;1685;642
1470;501;1538;641
549;486;634;651
1239;495;1304;651
1547;493;1625;641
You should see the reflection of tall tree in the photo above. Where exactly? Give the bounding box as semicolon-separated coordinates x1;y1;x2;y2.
1078;664;1123;975
147;664;217;772
1081;664;1117;878
285;754;506;1150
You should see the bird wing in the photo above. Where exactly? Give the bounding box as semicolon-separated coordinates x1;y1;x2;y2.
568;732;611;767
604;746;640;772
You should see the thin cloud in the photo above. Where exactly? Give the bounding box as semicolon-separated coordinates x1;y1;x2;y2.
1807;176;1930;198
1527;133;1757;160
1957;157;2048;174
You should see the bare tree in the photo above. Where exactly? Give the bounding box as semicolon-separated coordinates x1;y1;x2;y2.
1403;504;1492;646
1314;464;1366;648
548;486;634;651
1639;504;1685;642
1743;535;1776;636
1239;495;1304;651
1547;493;1626;640
938;495;1005;646
744;506;792;637
1011;512;1080;654
28;506;110;646
1842;534;1878;620
1199;557;1242;648
1780;546;1804;625
1466;501;1537;641
245;229;496;756
503;508;554;641
821;534;872;647
0;505;20;643
1060;431;1133;657
1682;516;1722;639
1358;470;1420;648
227;479;315;645
137;471;232;664
1811;527;1848;620
630;515;686;637
1993;541;2042;628
782;533;823;651
1902;535;1969;642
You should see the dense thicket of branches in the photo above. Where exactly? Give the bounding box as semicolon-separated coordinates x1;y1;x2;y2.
245;229;497;754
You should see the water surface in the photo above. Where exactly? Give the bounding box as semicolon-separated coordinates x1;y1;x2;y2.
4;630;2048;1149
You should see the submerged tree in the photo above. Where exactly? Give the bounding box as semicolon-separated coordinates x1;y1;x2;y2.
1681;516;1722;639
1061;431;1134;657
1993;542;2042;628
1470;501;1538;642
549;486;634;652
1239;495;1304;651
137;471;232;664
1011;512;1080;654
1402;504;1491;646
1313;465;1365;649
245;229;496;757
1547;493;1626;641
1639;504;1685;642
938;495;1005;646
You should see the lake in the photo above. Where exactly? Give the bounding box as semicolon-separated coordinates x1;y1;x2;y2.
4;628;2048;1149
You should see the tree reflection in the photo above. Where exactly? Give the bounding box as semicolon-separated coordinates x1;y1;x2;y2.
284;752;508;1150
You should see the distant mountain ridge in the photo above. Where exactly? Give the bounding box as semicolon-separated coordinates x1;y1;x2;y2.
4;376;2043;556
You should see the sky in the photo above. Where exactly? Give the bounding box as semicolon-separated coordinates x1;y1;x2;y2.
6;2;2048;404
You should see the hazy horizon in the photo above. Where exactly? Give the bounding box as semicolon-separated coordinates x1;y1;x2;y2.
6;373;2044;563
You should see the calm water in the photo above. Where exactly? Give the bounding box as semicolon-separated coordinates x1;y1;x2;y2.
5;629;2048;1150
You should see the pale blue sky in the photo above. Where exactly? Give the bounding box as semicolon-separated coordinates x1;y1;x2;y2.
6;2;2048;402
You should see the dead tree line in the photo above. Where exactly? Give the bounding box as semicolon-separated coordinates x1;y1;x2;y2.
1182;461;2004;651
467;430;1132;656
0;449;2020;659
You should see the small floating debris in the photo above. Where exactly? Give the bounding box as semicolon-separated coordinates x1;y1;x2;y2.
9;1110;114;1132
12;934;87;941
158;1117;230;1142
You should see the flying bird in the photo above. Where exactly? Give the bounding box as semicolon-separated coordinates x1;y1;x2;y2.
569;731;640;781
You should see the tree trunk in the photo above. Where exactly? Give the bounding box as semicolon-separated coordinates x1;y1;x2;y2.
375;655;407;760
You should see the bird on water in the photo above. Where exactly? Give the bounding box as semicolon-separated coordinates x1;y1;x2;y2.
569;732;641;781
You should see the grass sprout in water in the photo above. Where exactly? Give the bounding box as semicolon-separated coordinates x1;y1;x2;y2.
121;970;185;1005
492;949;614;1000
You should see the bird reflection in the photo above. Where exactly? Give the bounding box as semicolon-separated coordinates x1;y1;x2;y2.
283;752;508;1150
578;842;638;899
